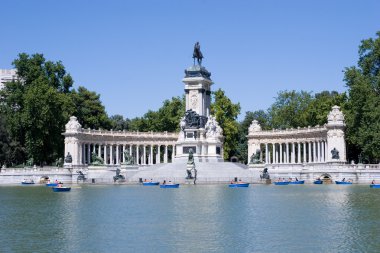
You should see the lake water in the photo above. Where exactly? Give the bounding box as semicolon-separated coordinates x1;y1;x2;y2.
1;184;380;253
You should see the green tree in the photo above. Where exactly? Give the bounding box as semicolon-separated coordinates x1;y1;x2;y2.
269;90;313;129
344;31;380;163
237;110;270;163
306;91;347;126
211;89;241;160
129;96;185;132
70;86;111;130
110;115;130;131
0;53;73;165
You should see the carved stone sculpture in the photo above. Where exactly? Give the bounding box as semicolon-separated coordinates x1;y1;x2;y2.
331;148;340;159
64;152;72;163
249;149;262;164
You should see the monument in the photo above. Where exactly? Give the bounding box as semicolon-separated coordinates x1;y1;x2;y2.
175;42;224;162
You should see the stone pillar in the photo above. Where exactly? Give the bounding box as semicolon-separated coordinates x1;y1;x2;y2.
164;145;168;163
98;144;101;159
303;142;306;163
265;143;269;164
110;145;114;165
104;145;107;165
122;145;126;163
87;144;91;164
291;142;295;163
157;145;161;164
143;145;146;165
136;145;140;165
274;144;277;163
279;143;283;164
308;142;312;163
116;145;120;165
323;141;327;162
129;144;132;157
150;145;153;165
93;144;96;152
313;141;317;163
297;142;301;163
285;143;289;163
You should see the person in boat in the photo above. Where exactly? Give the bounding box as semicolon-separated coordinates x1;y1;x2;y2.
144;179;147;182
163;180;166;185
342;178;346;182
288;177;292;182
150;178;153;182
295;177;299;182
230;180;234;184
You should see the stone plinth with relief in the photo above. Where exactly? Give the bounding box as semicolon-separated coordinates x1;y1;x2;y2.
175;63;224;162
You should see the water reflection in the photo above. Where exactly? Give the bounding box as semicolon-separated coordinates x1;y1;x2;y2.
1;184;380;252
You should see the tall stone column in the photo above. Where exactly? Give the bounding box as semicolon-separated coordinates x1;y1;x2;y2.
313;141;317;163
308;142;312;163
129;144;132;157
292;142;295;163
157;145;161;164
265;143;269;164
122;145;126;163
323;141;326;162
164;145;168;163
136;145;140;165
110;145;114;165
303;142;306;163
285;143;289;163
279;143;283;164
297;142;301;163
116;145;120;165
87;144;91;164
93;144;96;152
143;145;146;165
104;145;107;165
150;145;153;165
272;143;275;164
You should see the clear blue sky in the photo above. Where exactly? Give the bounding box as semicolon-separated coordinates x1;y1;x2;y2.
1;0;379;120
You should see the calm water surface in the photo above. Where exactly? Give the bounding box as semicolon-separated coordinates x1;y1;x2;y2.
1;184;380;253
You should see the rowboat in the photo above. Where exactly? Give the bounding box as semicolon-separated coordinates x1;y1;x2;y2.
335;181;352;185
229;183;249;188
370;184;380;189
52;187;71;192
289;180;305;185
46;183;58;187
21;180;35;185
142;182;160;186
160;184;179;188
274;181;289;185
314;180;323;184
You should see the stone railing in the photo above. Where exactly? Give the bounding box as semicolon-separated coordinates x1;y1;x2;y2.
77;128;179;139
249;125;327;137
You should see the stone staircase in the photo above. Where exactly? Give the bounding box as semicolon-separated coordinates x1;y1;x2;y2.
129;161;253;183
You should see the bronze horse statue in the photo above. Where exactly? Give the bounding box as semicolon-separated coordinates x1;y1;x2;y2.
193;42;203;65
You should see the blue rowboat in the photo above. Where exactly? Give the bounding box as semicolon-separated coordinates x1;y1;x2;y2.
335;181;352;185
314;180;323;184
289;180;305;185
46;183;58;187
143;182;159;186
160;184;179;189
21;181;35;185
52;187;71;192
229;183;249;188
370;184;380;188
274;182;289;185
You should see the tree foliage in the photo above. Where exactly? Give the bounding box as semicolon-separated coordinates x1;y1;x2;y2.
0;53;73;165
211;89;241;160
70;86;111;130
344;31;380;163
128;96;185;132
